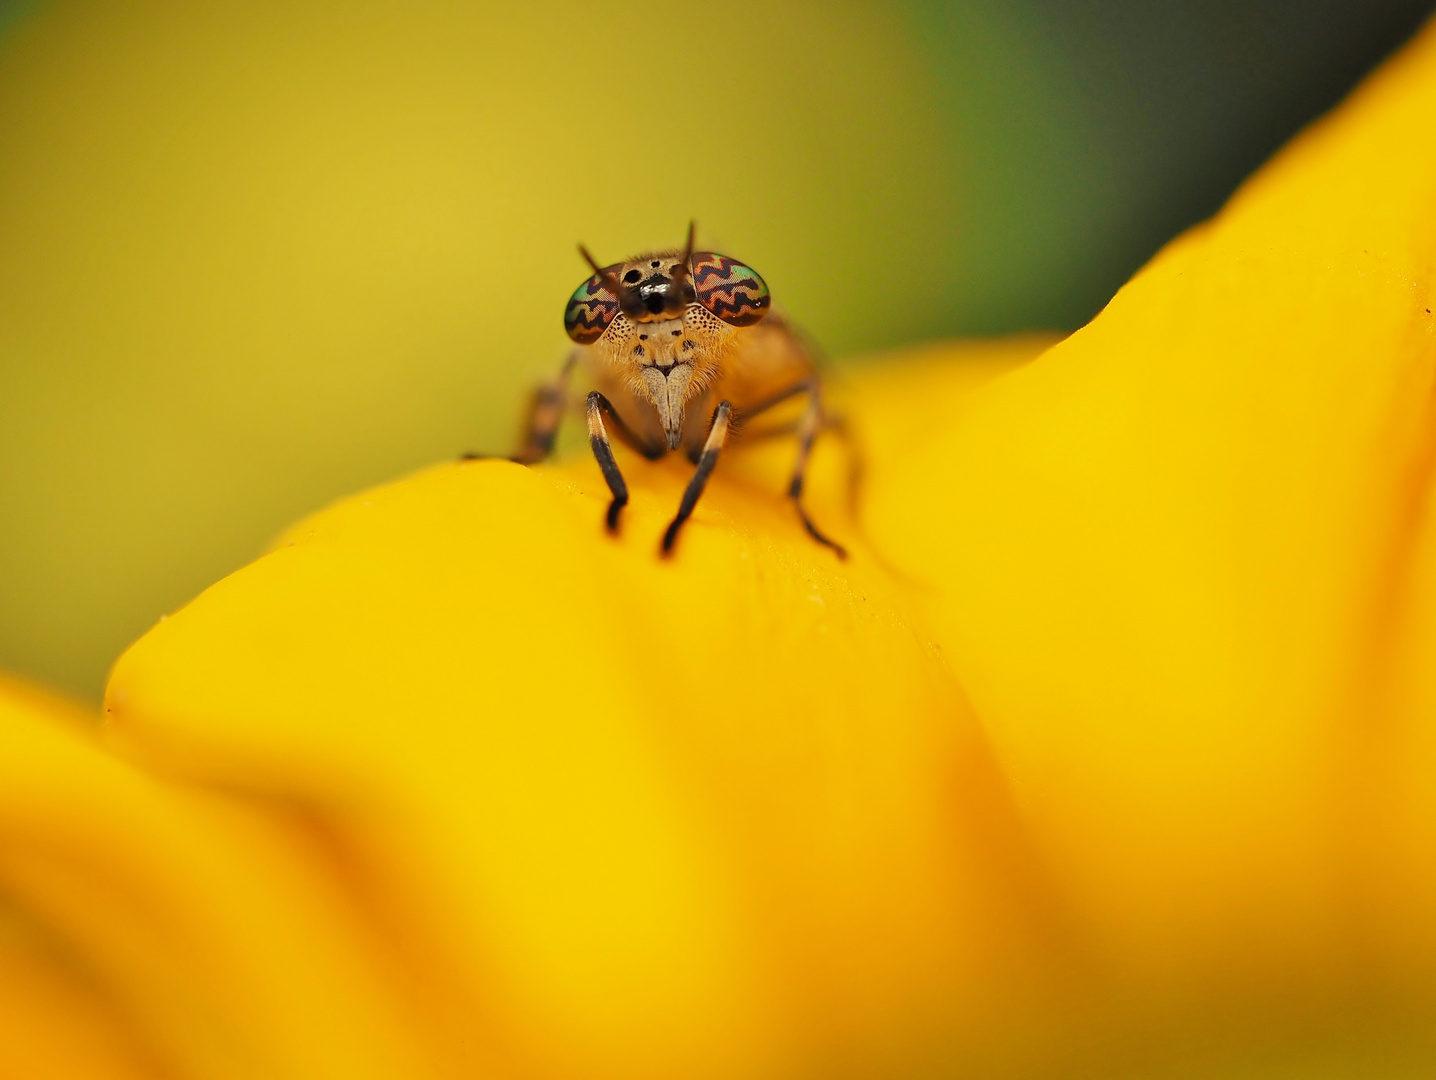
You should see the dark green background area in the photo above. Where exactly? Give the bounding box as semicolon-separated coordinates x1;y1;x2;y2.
0;0;1432;698
898;0;1436;335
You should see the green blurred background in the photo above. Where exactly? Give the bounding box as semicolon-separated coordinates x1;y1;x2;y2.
1;0;1432;699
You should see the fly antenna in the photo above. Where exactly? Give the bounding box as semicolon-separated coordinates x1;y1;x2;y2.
578;244;627;297
669;220;696;289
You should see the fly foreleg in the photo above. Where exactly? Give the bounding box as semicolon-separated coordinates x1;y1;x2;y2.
662;401;732;555
587;391;664;532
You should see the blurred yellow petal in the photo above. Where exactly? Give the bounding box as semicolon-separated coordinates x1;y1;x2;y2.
7;12;1431;1080
0;675;435;1080
0;679;162;1080
862;7;1436;1047
103;335;1063;1078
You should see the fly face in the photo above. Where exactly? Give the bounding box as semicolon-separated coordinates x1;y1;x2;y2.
563;224;772;447
511;222;844;558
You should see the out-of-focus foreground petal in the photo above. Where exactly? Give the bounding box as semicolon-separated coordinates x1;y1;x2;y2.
0;674;434;1080
100;335;1062;1080
863;10;1436;1066
43;13;1436;1080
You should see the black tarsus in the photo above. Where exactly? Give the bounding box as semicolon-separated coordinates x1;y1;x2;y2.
783;386;848;560
792;486;847;558
589;432;628;532
662;401;731;555
587;391;667;533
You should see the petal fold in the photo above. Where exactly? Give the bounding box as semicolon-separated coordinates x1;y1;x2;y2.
80;15;1436;1077
103;358;1064;1079
0;676;434;1080
864;11;1436;1043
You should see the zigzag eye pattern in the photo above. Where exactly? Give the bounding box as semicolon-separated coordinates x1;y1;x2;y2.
563;270;622;344
690;252;770;327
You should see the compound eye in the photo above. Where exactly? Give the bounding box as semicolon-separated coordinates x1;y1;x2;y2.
563;269;623;344
690;252;771;326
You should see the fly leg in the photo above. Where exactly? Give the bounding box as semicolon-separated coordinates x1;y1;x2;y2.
588;391;665;532
511;350;579;464
788;385;847;559
728;410;861;529
662;401;732;555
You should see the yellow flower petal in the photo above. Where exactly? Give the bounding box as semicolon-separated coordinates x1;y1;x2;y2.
104;336;1061;1078
0;676;435;1080
863;11;1436;1027
40;16;1436;1080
